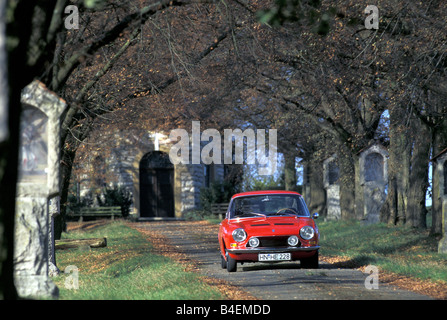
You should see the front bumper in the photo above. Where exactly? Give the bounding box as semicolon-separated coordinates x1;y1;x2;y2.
227;245;320;254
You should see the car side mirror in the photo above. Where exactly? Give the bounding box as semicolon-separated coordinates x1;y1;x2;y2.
312;213;319;219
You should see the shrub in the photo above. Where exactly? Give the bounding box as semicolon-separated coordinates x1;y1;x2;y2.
97;186;133;217
200;181;236;212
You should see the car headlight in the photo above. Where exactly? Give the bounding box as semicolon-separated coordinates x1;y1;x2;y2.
287;235;299;246
300;226;315;240
248;237;260;247
232;228;247;242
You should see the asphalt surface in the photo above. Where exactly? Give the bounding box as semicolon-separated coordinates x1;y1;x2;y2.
134;220;433;300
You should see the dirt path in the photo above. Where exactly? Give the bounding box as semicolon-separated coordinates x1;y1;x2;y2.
129;220;437;300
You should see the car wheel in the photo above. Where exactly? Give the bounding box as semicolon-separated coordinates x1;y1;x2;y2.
226;251;237;272
300;251;319;269
221;254;227;269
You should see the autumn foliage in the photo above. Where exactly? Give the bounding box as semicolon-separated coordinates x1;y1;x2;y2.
4;0;447;238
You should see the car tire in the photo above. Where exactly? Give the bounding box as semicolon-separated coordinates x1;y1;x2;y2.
221;254;227;269
300;251;319;269
226;251;237;272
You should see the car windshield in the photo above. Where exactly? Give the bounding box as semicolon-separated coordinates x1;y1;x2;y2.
229;194;310;218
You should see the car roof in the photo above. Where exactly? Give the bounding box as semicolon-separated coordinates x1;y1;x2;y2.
231;190;302;199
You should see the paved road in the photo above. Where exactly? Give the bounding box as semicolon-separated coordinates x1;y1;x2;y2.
133;220;433;300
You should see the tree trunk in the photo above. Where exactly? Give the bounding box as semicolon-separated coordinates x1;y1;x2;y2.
396;139;410;225
0;39;19;300
354;159;364;220
380;107;410;225
55;238;107;250
380;177;397;224
431;120;447;235
303;156;326;217
284;151;298;191
0;0;37;300
338;147;356;220
406;119;430;228
55;147;77;240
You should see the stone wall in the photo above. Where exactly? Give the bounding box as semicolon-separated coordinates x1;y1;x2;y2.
175;163;225;214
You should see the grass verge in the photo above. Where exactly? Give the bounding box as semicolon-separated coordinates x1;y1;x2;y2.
53;220;225;300
318;220;447;298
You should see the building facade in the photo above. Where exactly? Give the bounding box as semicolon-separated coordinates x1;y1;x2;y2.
75;131;224;219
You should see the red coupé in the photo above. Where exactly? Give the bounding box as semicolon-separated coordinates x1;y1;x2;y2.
218;190;320;272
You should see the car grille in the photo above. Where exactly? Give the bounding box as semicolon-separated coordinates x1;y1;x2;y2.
247;236;300;248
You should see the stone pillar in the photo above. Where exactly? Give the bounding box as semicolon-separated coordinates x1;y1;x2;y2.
359;145;388;224
48;196;60;277
14;193;58;298
323;155;341;220
14;80;66;299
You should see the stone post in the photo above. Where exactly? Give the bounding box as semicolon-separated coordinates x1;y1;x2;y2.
48;196;60;277
359;145;388;224
14;80;66;299
323;155;341;220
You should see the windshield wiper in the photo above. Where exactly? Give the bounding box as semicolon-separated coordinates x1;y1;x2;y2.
267;212;294;216
237;212;267;217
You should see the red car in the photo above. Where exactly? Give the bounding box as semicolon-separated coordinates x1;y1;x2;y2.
218;190;320;272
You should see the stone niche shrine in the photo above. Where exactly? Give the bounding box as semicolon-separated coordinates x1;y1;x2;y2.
14;80;66;299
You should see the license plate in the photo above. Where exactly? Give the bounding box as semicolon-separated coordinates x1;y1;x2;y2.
258;253;291;261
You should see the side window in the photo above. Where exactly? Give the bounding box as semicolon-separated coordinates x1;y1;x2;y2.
299;197;310;216
228;201;235;218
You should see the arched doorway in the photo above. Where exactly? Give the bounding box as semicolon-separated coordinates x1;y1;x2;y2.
139;151;174;218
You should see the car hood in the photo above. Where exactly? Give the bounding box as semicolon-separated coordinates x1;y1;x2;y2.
228;215;314;235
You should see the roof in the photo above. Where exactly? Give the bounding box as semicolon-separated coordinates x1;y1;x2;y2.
231;190;302;199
